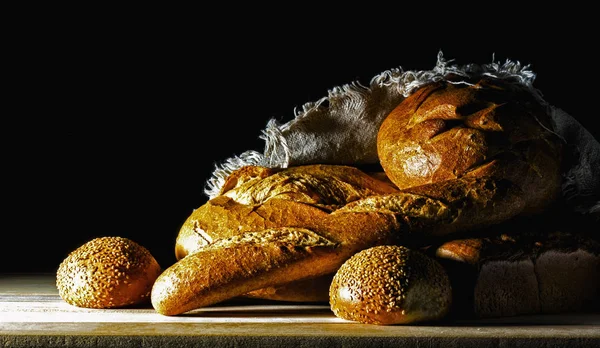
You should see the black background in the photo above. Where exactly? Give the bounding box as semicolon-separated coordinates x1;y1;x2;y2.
3;8;599;274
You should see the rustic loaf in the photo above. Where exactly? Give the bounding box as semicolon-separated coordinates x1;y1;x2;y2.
175;164;399;260
434;212;600;319
378;77;564;215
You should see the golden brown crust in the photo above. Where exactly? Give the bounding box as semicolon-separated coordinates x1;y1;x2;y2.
221;164;399;209
377;78;563;214
175;197;334;260
57;237;162;309
435;238;482;265
338;175;527;239
218;165;275;196
329;245;452;325
153;228;344;315
176;164;399;260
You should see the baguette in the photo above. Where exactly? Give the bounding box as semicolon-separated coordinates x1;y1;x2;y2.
153;228;341;315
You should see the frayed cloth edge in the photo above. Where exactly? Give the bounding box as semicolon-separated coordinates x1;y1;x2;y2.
204;51;553;199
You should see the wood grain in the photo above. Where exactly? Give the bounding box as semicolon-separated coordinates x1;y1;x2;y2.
1;274;599;348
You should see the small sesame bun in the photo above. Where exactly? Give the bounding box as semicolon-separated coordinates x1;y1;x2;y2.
56;236;162;309
329;245;452;325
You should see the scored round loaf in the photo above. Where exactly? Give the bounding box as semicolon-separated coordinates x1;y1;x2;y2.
57;236;162;309
329;245;452;325
377;77;563;214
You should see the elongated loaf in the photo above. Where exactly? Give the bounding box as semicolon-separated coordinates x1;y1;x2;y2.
153;228;342;315
175;164;399;259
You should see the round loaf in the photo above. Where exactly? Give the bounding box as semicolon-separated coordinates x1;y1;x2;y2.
377;77;563;214
329;245;452;325
56;236;162;309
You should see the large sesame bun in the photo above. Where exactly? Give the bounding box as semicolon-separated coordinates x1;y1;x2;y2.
329;245;452;325
56;236;162;309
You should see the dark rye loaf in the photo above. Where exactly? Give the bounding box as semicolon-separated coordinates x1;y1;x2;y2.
433;211;599;319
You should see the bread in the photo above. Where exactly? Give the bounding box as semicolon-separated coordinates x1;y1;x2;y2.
377;77;563;215
330;245;452;325
153;227;343;315
173;164;399;303
152;77;568;318
175;164;398;259
152;202;401;315
57;236;162;309
433;214;600;319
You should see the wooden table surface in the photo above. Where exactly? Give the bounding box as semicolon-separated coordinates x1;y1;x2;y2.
1;273;599;347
